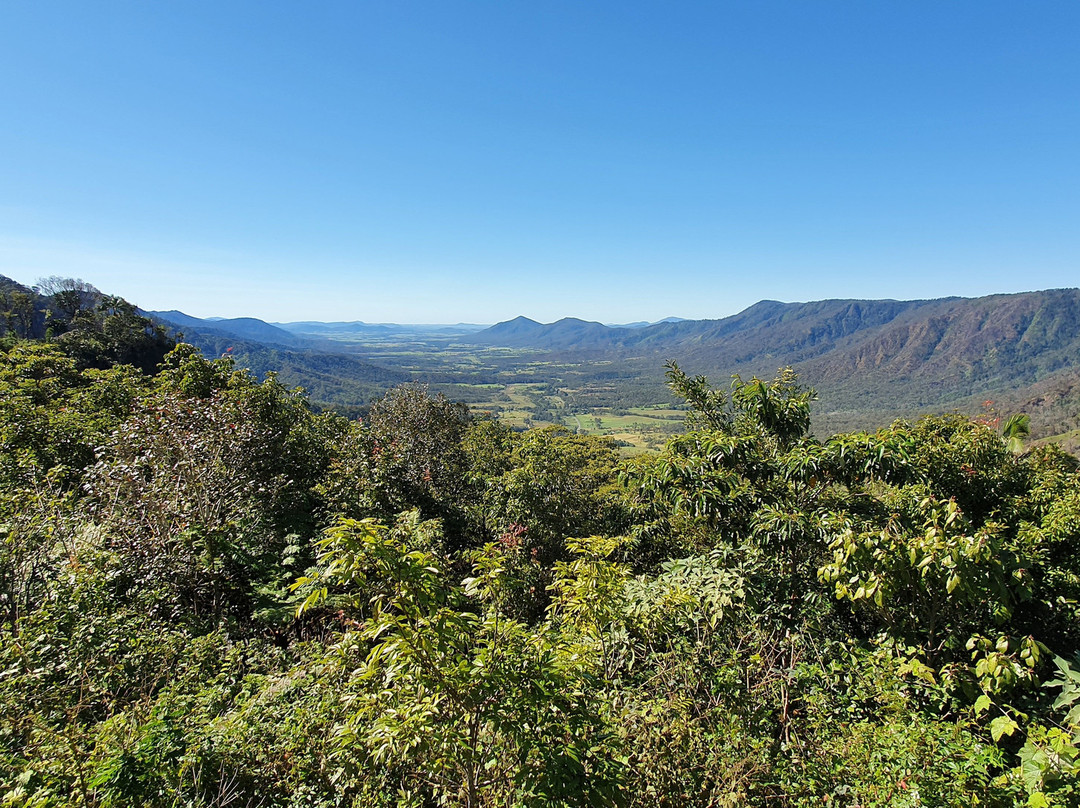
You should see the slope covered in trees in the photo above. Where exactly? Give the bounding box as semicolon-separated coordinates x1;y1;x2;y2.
3;313;1080;805
469;290;1080;435
150;310;312;349
147;311;410;413
0;275;175;372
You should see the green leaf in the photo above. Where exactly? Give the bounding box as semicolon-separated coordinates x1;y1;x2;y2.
990;714;1019;742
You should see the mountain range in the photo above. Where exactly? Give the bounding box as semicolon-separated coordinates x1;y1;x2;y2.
151;310;311;348
468;291;1080;431
471;292;1080;379
147;289;1080;440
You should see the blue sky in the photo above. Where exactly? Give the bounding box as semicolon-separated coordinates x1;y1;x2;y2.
1;1;1077;324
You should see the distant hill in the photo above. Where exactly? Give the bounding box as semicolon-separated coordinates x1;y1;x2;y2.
150;311;311;348
477;315;544;342
277;320;489;340
149;310;407;409
475;316;626;350
469;290;1080;435
606;317;688;328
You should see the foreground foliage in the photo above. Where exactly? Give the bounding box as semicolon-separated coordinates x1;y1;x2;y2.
2;338;1079;807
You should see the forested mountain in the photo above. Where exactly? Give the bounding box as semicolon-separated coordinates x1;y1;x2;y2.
184;334;409;411
468;298;936;351
471;290;1080;435
0;275;175;372
148;310;409;411
471;291;1080;380
150;310;312;348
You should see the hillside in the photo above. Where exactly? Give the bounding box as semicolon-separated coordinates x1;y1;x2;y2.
186;333;409;410
148;310;408;410
150;310;312;348
0;275;174;372
470;290;1080;433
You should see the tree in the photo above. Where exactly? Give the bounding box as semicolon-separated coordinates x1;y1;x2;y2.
318;384;475;553
631;364;823;566
1003;413;1031;453
295;517;626;807
54;294;174;373
34;277;100;322
84;344;343;623
4;291;38;337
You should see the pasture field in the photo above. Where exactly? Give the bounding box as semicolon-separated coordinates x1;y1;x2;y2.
311;337;684;452
459;388;685;451
570;409;684;451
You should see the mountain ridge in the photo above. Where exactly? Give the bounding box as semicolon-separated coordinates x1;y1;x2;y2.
77;289;1080;438
465;289;1080;435
150;310;311;348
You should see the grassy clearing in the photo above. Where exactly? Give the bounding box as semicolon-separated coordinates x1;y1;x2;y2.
573;412;680;453
607;433;655;454
1035;427;1080;456
463;385;682;453
626;406;685;418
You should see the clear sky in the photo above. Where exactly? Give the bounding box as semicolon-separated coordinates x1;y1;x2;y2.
1;1;1078;324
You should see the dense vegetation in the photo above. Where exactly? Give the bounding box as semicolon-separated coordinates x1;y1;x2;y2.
3;286;1080;806
0;276;174;373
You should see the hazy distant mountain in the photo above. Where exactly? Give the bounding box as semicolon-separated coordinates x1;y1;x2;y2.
151;311;310;348
277;320;489;339
606;317;688;328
